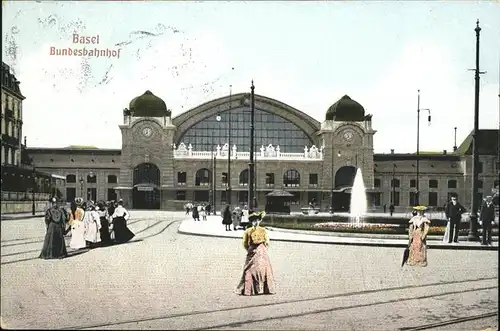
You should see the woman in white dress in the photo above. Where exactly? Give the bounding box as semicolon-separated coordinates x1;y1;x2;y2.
240;205;250;229
69;198;87;250
83;203;101;249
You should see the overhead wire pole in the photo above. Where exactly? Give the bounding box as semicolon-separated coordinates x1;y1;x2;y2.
468;19;486;242
227;85;232;206
248;80;255;211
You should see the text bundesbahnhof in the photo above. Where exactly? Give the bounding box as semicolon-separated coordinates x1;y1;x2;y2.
49;34;121;58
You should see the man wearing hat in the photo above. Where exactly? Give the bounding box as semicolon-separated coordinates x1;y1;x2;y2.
445;193;466;243
479;196;496;246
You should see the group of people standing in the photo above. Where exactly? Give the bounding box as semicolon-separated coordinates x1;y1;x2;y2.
405;193;497;268
222;205;250;231
39;197;135;260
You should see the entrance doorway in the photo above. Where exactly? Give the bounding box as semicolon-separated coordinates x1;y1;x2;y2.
133;163;161;209
332;166;356;212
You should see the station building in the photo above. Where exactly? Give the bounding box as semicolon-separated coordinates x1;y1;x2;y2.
22;90;499;212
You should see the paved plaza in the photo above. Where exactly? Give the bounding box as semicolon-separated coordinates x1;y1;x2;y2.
1;211;498;330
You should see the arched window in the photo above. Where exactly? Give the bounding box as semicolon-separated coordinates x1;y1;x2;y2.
239;169;248;186
195;168;211;186
133;163;160;185
178;108;313;153
283;169;300;187
66;174;76;183
107;175;117;184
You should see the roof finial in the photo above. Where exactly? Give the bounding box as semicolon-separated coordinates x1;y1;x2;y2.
475;19;481;33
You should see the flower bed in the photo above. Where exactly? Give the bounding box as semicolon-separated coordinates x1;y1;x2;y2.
261;220;497;236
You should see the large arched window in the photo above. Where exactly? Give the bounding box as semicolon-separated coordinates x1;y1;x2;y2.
239;169;248;186
133;163;160;185
283;169;300;187
195;168;211;187
178;107;313;153
66;174;76;183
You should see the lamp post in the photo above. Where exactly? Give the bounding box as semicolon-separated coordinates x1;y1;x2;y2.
31;163;36;216
468;19;485;242
453;127;458;152
248;80;255;210
227;85;232;206
416;89;431;206
392;163;396;205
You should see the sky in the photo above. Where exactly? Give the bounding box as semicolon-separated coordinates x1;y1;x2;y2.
2;1;500;154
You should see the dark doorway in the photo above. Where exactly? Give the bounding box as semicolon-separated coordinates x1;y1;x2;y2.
332;166;356;212
133;163;161;209
332;191;351;212
335;166;356;188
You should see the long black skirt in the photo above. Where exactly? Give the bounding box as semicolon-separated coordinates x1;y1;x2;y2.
39;222;68;259
112;217;135;243
99;217;111;245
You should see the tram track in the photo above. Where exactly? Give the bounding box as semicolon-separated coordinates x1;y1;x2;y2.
0;219;182;265
399;311;498;330
56;277;497;330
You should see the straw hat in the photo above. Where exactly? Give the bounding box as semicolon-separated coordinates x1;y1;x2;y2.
412;205;427;211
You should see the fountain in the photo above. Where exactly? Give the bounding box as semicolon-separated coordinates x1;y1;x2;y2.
349;168;367;227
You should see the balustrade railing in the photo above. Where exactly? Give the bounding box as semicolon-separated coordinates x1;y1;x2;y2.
172;143;324;161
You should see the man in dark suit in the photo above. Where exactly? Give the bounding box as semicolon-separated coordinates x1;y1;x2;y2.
445;194;466;243
479;196;496;246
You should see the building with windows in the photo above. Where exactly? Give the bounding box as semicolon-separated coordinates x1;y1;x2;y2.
1;62;66;213
26;90;499;211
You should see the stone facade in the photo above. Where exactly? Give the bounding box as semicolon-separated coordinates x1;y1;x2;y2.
26;92;499;212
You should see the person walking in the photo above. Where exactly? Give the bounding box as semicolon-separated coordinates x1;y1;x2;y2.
222;205;232;231
389;204;395;216
111;199;135;243
479;196;496;246
39;197;68;259
445;194;466;243
192;205;200;221
97;202;111;246
236;211;275;295
407;206;431;267
83;203;101;249
69;198;86;250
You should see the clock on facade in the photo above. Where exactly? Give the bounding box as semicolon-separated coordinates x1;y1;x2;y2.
343;130;354;142
142;127;153;138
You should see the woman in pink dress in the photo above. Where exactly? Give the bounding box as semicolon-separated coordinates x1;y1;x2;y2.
236;211;276;296
407;206;431;267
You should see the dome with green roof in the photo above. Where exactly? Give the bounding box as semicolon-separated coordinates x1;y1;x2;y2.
325;95;365;121
129;90;170;117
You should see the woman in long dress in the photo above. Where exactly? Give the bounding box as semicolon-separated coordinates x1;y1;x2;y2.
222;205;232;231
39;197;68;259
407;206;431;267
97;202;111;246
236;211;276;296
111;200;135;243
84;204;101;249
69;198;87;250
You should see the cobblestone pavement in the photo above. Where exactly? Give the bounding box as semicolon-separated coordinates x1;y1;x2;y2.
1;211;498;330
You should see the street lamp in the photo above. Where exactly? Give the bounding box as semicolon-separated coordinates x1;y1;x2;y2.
392;163;397;205
415;89;431;206
227;85;233;206
468;19;486;242
453;127;458;152
248;80;255;210
31;162;36;216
